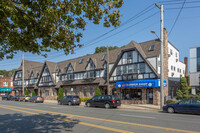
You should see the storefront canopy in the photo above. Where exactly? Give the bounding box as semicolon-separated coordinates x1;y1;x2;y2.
13;87;22;91
0;87;12;92
116;79;167;88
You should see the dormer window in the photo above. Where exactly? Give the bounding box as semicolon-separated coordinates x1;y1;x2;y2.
149;45;155;51
102;54;106;60
79;59;84;64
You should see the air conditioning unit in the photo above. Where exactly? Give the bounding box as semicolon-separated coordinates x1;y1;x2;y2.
168;54;171;57
171;72;174;77
176;59;178;62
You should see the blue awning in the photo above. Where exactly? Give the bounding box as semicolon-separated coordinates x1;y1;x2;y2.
0;87;12;92
116;79;167;88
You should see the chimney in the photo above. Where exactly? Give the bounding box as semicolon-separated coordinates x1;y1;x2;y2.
184;57;188;77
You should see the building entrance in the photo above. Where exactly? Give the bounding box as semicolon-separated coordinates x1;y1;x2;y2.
146;88;153;104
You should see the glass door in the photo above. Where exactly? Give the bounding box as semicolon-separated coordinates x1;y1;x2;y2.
146;88;153;104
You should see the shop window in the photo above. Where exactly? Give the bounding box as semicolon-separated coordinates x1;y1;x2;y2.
83;89;87;97
121;89;142;100
90;89;93;97
65;89;67;96
45;90;49;96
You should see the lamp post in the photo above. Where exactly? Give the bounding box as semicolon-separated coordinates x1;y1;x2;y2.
150;4;164;110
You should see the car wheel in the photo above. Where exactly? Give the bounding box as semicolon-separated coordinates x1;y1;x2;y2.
58;101;62;105
105;103;110;109
68;102;72;106
167;107;175;113
87;103;91;107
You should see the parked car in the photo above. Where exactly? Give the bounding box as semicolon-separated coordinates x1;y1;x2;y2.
85;95;121;109
19;95;25;102
58;95;81;106
24;96;31;102
29;96;44;103
2;95;13;100
11;96;19;101
163;98;200;114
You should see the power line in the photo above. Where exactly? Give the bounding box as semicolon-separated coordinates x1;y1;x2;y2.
168;0;187;36
166;5;200;10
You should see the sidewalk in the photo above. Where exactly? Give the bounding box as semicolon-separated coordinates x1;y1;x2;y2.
44;100;161;111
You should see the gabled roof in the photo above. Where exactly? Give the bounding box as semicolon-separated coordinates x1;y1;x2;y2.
16;60;43;79
109;41;159;78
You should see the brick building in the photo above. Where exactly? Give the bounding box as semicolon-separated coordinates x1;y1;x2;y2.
0;76;14;96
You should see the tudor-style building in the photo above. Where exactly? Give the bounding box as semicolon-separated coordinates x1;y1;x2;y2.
13;29;186;105
13;60;43;96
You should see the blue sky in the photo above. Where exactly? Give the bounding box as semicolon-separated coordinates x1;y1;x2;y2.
1;0;200;70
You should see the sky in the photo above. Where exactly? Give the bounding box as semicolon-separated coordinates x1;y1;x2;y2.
1;0;200;71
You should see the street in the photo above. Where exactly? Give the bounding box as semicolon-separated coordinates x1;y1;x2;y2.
0;100;200;133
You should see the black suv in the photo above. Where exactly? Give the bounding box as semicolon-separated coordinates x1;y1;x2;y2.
85;95;121;109
2;95;13;100
58;95;81;106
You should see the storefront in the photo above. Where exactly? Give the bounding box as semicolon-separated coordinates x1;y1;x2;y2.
116;79;166;104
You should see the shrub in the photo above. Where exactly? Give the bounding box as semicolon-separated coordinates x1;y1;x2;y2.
95;87;101;96
58;88;64;99
80;97;92;102
25;89;29;96
166;99;177;104
32;90;36;97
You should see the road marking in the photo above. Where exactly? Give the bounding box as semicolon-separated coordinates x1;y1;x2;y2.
0;104;199;133
120;114;156;119
0;105;133;133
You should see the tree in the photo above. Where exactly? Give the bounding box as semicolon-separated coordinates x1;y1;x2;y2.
32;90;36;97
0;69;17;77
0;0;123;60
25;89;29;95
58;88;64;99
177;77;189;99
94;46;118;53
95;87;101;96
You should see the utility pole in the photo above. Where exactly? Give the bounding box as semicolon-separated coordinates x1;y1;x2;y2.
22;54;24;95
155;4;164;109
107;44;110;95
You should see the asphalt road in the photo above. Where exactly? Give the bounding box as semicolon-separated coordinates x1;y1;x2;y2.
0;99;200;133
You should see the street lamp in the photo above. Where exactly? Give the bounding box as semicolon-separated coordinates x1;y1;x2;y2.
151;31;160;40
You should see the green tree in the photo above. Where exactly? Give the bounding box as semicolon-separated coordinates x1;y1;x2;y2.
95;87;101;96
58;88;64;99
0;0;123;60
0;69;17;77
177;77;189;100
94;46;118;53
32;90;36;97
25;89;29;95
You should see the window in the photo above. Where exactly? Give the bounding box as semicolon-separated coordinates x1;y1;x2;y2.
90;89;93;97
191;99;200;104
83;89;87;97
3;82;8;87
174;67;176;71
171;66;173;71
65;89;67;96
133;64;138;73
116;66;121;75
177;68;179;72
149;45;155;51
79;59;84;64
176;52;178;57
179;99;191;104
139;63;145;73
170;49;173;55
45;90;49;96
102;54;106;60
96;71;100;77
127;52;133;63
128;65;133;73
123;66;127;74
197;48;200;72
70;90;72;95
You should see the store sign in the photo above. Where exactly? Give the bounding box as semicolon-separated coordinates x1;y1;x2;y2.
116;79;167;88
0;87;12;91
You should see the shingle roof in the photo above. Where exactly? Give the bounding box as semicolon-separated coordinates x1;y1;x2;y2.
16;60;43;79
